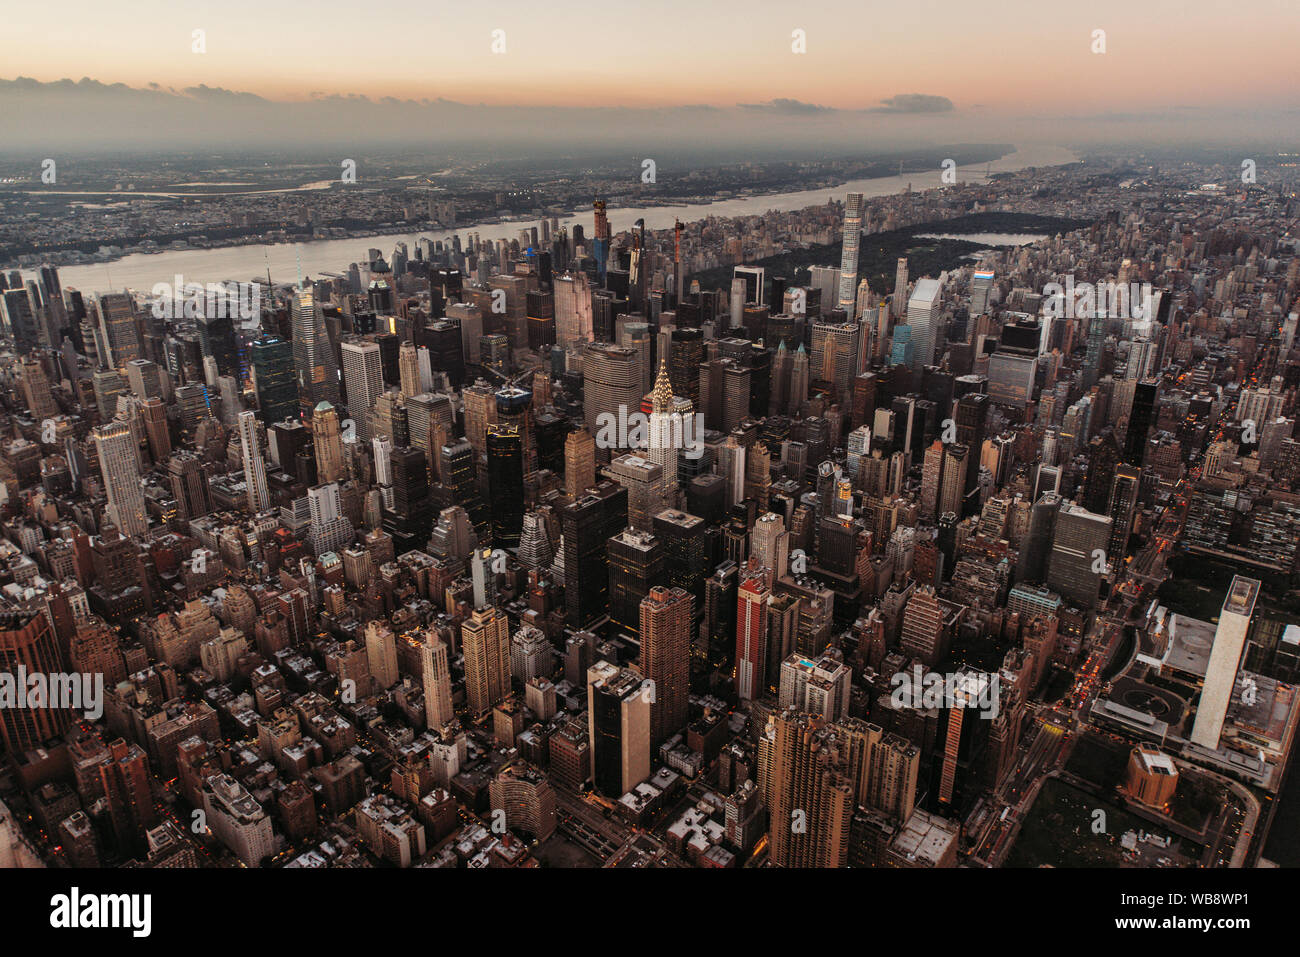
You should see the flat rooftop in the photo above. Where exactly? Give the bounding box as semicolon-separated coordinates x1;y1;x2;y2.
1161;614;1215;679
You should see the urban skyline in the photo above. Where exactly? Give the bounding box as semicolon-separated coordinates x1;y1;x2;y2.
0;7;1293;924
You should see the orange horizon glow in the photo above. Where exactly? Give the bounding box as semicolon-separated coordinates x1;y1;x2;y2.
0;0;1296;115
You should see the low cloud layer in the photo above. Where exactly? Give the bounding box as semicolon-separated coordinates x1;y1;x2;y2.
871;94;955;114
739;98;837;114
0;76;1295;155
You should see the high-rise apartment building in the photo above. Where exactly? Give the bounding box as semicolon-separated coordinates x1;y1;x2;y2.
462;607;511;717
750;511;789;579
100;738;158;856
639;585;692;748
365;621;399;690
759;708;853;867
200;773;275;867
0;603;72;754
777;653;851;720
736;574;771;701
837;192;865;312
238;411;270;513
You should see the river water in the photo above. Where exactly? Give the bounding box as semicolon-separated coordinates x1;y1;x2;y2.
55;144;1078;295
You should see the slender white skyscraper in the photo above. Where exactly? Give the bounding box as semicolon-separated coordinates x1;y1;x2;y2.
1190;576;1260;750
470;545;497;609
417;346;434;392
372;435;393;486
837;192;865;313
308;481;343;525
730;277;747;329
892;257;910;319
93;421;148;538
238;410;270;513
906;278;942;370
970;269;995;318
341;338;383;442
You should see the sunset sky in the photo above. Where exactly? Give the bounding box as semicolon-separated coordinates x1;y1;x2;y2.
2;0;1296;111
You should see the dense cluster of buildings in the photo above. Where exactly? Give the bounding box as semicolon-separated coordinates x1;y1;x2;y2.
0;153;1295;869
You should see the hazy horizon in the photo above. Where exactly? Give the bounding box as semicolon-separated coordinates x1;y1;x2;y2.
1;75;1297;155
1;0;1298;153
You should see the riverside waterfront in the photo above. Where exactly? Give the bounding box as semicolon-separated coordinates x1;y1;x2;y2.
54;145;1079;295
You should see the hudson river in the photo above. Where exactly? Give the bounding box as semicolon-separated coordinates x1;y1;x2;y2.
56;144;1078;295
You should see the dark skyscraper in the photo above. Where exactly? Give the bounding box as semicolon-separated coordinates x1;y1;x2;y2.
954;392;989;493
383;447;433;554
1017;491;1060;585
1107;463;1141;559
2;288;40;354
669;327;704;408
486;423;524;549
608;528;663;637
561;482;628;628
422;319;465;388
587;662;650;798
199;311;238;379
251;336;298;426
653;509;709;605
1124;378;1159;466
441;438;490;539
526;290;555;350
1083;430;1122;514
